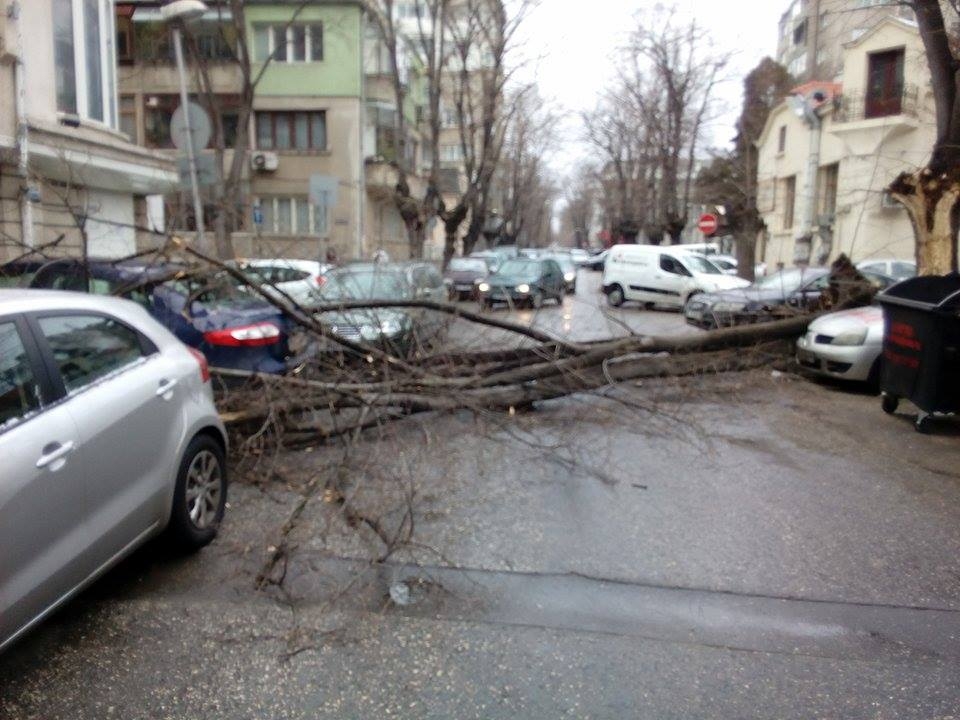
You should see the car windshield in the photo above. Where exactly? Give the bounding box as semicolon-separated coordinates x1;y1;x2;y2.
682;254;723;275
755;268;809;294
320;270;411;300
495;259;541;280
448;259;488;273
548;255;575;272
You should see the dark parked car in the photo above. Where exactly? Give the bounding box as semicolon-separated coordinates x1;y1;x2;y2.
685;267;896;329
443;257;489;300
25;259;302;374
315;262;447;356
477;257;566;309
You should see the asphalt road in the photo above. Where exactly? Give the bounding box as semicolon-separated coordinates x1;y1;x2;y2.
3;270;960;718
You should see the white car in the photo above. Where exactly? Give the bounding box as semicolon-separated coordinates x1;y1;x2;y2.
796;305;883;384
233;259;332;307
1;290;228;652
602;244;750;309
856;258;916;281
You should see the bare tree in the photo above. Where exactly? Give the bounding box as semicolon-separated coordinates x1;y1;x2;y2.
562;164;598;248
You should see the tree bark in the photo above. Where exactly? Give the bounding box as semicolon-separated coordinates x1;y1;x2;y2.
890;169;960;274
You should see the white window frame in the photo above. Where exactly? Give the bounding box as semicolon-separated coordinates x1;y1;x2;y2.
258;23;324;63
62;0;117;128
256;197;329;236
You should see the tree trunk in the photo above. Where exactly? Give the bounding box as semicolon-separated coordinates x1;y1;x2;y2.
890;169;960;275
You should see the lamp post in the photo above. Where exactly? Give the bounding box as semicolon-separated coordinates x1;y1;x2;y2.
162;0;208;250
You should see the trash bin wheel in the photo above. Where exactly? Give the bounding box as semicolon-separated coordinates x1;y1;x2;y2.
915;414;934;434
881;394;899;415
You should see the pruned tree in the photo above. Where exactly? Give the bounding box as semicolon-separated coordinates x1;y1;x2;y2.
889;0;960;273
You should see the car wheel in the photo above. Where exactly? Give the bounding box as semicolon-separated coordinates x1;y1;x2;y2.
531;292;544;309
881;393;899;415
606;285;625;307
167;435;227;551
916;414;934;434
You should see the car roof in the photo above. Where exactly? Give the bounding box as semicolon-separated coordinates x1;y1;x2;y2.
0;288;142;315
33;258;187;283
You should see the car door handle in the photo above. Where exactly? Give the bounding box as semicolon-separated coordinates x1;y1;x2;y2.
36;441;76;469
156;378;178;398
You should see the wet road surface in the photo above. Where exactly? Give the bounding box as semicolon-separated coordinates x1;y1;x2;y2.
3;273;960;718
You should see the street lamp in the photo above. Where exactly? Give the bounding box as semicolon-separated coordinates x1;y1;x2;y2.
162;0;208;250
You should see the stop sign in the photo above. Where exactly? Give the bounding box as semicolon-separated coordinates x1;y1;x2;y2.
698;213;719;237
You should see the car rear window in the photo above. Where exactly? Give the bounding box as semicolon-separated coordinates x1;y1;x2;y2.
37;314;146;393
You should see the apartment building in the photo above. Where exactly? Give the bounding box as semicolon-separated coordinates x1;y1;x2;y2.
0;0;176;262
776;0;913;82
757;16;933;268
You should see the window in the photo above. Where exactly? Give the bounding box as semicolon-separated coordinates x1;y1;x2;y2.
866;48;905;118
440;144;463;163
788;53;807;77
145;95;240;148
253;23;323;63
256;197;328;235
119;94;137;141
116;14;134;64
442;106;459;128
777;125;787;153
53;0;117;125
820;162;839;217
659;255;691;276
0;323;42;431
37;315;145;393
793;18;807;46
256;111;327;150
783;176;796;230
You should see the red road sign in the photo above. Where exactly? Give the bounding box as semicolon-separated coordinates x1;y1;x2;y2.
698;213;719;236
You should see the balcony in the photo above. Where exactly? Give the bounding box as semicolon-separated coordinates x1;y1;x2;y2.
833;84;918;123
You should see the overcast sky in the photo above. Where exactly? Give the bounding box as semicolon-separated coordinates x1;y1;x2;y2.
513;0;787;181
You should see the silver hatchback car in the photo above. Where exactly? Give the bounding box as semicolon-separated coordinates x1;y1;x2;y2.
0;290;228;652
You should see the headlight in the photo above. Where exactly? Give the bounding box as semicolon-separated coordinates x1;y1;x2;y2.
360;324;380;341
443;278;453;286
478;282;491;293
712;301;746;313
564;272;575;282
516;284;530;294
830;328;868;346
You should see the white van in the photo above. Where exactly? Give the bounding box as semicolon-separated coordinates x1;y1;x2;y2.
601;244;750;309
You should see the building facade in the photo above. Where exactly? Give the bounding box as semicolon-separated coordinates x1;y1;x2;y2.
0;0;176;263
776;0;913;83
757;16;933;268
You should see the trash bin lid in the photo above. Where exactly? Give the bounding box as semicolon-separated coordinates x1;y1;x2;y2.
878;272;960;312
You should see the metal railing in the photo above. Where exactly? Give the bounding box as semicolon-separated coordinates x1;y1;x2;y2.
833;84;919;123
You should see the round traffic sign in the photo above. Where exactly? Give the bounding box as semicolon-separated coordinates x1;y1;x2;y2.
698;213;719;236
171;101;212;152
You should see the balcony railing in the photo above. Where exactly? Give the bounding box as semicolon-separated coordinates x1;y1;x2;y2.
833;84;919;123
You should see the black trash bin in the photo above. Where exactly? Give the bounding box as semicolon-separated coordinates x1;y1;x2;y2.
876;273;960;432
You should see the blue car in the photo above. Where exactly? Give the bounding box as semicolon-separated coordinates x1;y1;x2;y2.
22;259;300;374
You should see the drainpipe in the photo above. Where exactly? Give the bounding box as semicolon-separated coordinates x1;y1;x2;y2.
357;8;367;260
11;1;35;248
794;97;822;266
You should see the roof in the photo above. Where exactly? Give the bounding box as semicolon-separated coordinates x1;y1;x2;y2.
0;288;143;315
843;15;919;49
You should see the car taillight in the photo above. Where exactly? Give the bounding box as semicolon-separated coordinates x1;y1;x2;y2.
186;346;211;383
204;322;282;347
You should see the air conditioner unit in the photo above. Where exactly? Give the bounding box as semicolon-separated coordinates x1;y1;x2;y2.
250;151;279;172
